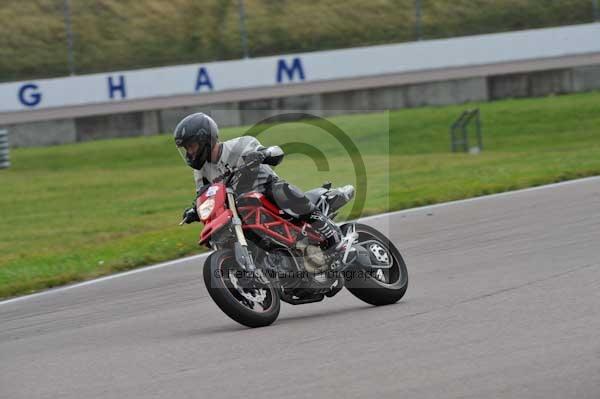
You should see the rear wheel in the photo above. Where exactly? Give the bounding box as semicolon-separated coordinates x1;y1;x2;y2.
341;223;408;306
203;249;280;327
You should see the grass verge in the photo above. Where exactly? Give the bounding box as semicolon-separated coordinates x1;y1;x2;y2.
1;91;600;298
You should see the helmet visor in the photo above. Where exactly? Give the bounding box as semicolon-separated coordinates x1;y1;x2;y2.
177;146;190;166
176;140;210;170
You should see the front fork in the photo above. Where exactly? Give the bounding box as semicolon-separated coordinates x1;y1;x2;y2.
227;188;257;272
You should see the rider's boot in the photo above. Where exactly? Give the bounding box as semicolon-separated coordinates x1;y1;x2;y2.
305;210;342;251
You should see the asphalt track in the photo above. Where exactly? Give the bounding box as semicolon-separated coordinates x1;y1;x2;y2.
1;177;599;399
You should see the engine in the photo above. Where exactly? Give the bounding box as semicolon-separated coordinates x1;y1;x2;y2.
295;240;330;274
262;247;335;292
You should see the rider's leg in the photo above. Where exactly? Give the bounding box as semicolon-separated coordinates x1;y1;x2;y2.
266;180;341;249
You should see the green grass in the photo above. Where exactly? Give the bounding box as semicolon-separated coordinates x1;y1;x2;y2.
1;90;600;298
1;0;596;81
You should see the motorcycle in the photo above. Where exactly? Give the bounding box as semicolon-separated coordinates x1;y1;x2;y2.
187;147;408;327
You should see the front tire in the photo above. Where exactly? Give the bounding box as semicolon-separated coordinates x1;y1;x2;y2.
341;223;408;306
203;249;280;327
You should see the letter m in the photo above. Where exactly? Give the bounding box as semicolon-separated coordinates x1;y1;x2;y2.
276;57;305;83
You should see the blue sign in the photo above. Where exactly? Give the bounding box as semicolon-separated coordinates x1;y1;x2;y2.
3;23;599;114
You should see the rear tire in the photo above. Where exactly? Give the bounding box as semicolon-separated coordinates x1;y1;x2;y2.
203;249;280;328
341;223;408;306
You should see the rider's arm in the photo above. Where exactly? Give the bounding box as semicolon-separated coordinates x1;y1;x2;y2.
237;137;284;166
237;136;267;166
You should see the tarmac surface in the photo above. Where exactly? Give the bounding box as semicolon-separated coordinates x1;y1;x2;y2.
1;177;599;399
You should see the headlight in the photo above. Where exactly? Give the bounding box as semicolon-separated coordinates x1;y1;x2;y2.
198;198;215;221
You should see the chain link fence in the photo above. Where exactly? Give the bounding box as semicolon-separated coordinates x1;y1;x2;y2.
1;0;599;82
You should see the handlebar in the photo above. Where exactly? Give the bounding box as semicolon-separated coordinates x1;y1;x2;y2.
212;146;283;184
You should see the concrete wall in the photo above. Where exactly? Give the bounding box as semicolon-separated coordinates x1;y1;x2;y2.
6;119;77;147
488;69;574;100
572;65;600;91
75;111;159;142
3;64;600;148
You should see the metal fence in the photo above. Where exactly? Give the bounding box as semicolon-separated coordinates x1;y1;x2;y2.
0;130;10;169
450;109;483;154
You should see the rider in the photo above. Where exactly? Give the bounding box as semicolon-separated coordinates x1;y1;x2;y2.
175;112;341;249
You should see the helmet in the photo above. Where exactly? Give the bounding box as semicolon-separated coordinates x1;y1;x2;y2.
173;113;219;170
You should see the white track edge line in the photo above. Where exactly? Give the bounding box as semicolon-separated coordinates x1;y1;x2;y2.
0;253;209;306
1;175;598;306
357;175;600;222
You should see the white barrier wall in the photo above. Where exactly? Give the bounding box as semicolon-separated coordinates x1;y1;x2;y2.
1;23;600;114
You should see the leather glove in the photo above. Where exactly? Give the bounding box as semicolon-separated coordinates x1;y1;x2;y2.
181;206;200;224
243;150;267;165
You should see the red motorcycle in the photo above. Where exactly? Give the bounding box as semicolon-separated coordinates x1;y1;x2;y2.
191;148;408;327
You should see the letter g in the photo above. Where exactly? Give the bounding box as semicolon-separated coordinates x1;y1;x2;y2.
18;83;42;107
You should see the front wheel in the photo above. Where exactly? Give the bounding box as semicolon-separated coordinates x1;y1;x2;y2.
203;249;280;327
341;223;408;306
